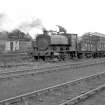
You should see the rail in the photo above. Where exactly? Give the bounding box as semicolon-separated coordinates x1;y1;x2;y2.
0;58;105;79
1;71;105;105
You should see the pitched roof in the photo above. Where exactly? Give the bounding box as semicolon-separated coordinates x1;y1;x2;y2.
83;32;105;38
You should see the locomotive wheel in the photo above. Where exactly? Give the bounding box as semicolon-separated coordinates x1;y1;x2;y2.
92;53;97;58
34;56;38;61
41;56;45;61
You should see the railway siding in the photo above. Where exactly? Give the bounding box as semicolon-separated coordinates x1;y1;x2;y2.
0;58;104;70
0;58;105;79
1;71;105;105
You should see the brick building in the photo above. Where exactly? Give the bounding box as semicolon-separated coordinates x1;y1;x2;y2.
0;30;32;53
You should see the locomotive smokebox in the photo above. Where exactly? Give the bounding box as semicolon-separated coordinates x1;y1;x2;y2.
36;34;51;51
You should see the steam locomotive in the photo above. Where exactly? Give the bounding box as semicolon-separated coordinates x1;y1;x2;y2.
32;30;105;61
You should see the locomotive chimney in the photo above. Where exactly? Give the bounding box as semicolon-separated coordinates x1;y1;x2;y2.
42;28;48;35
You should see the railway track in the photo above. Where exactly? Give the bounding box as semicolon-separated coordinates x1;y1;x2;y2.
60;84;105;105
1;71;105;105
0;58;105;78
0;58;93;68
0;58;103;68
0;58;105;102
0;52;32;64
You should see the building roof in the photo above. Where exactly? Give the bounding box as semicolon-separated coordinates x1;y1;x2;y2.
0;30;32;41
83;32;105;38
8;30;32;41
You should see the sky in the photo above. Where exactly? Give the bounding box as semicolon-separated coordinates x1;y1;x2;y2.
0;0;105;38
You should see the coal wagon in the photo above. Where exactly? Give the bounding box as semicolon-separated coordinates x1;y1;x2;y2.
78;32;105;58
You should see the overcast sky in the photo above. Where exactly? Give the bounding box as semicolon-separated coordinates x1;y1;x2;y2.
0;0;105;38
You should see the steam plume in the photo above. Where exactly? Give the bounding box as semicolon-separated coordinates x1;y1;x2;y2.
0;13;7;31
18;18;44;33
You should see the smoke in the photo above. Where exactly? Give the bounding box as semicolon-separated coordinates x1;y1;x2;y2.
0;13;6;21
0;13;7;31
0;13;16;32
18;18;44;33
0;13;5;21
0;14;45;38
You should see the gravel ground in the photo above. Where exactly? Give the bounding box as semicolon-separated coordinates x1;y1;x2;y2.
17;73;105;105
0;58;102;72
0;59;87;72
0;62;105;101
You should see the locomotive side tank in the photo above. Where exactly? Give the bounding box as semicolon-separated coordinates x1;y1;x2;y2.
36;34;70;51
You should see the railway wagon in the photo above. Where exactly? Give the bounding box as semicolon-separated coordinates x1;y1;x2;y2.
32;31;78;61
78;32;105;58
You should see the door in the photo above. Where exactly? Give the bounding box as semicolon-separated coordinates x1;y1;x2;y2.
10;41;13;51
